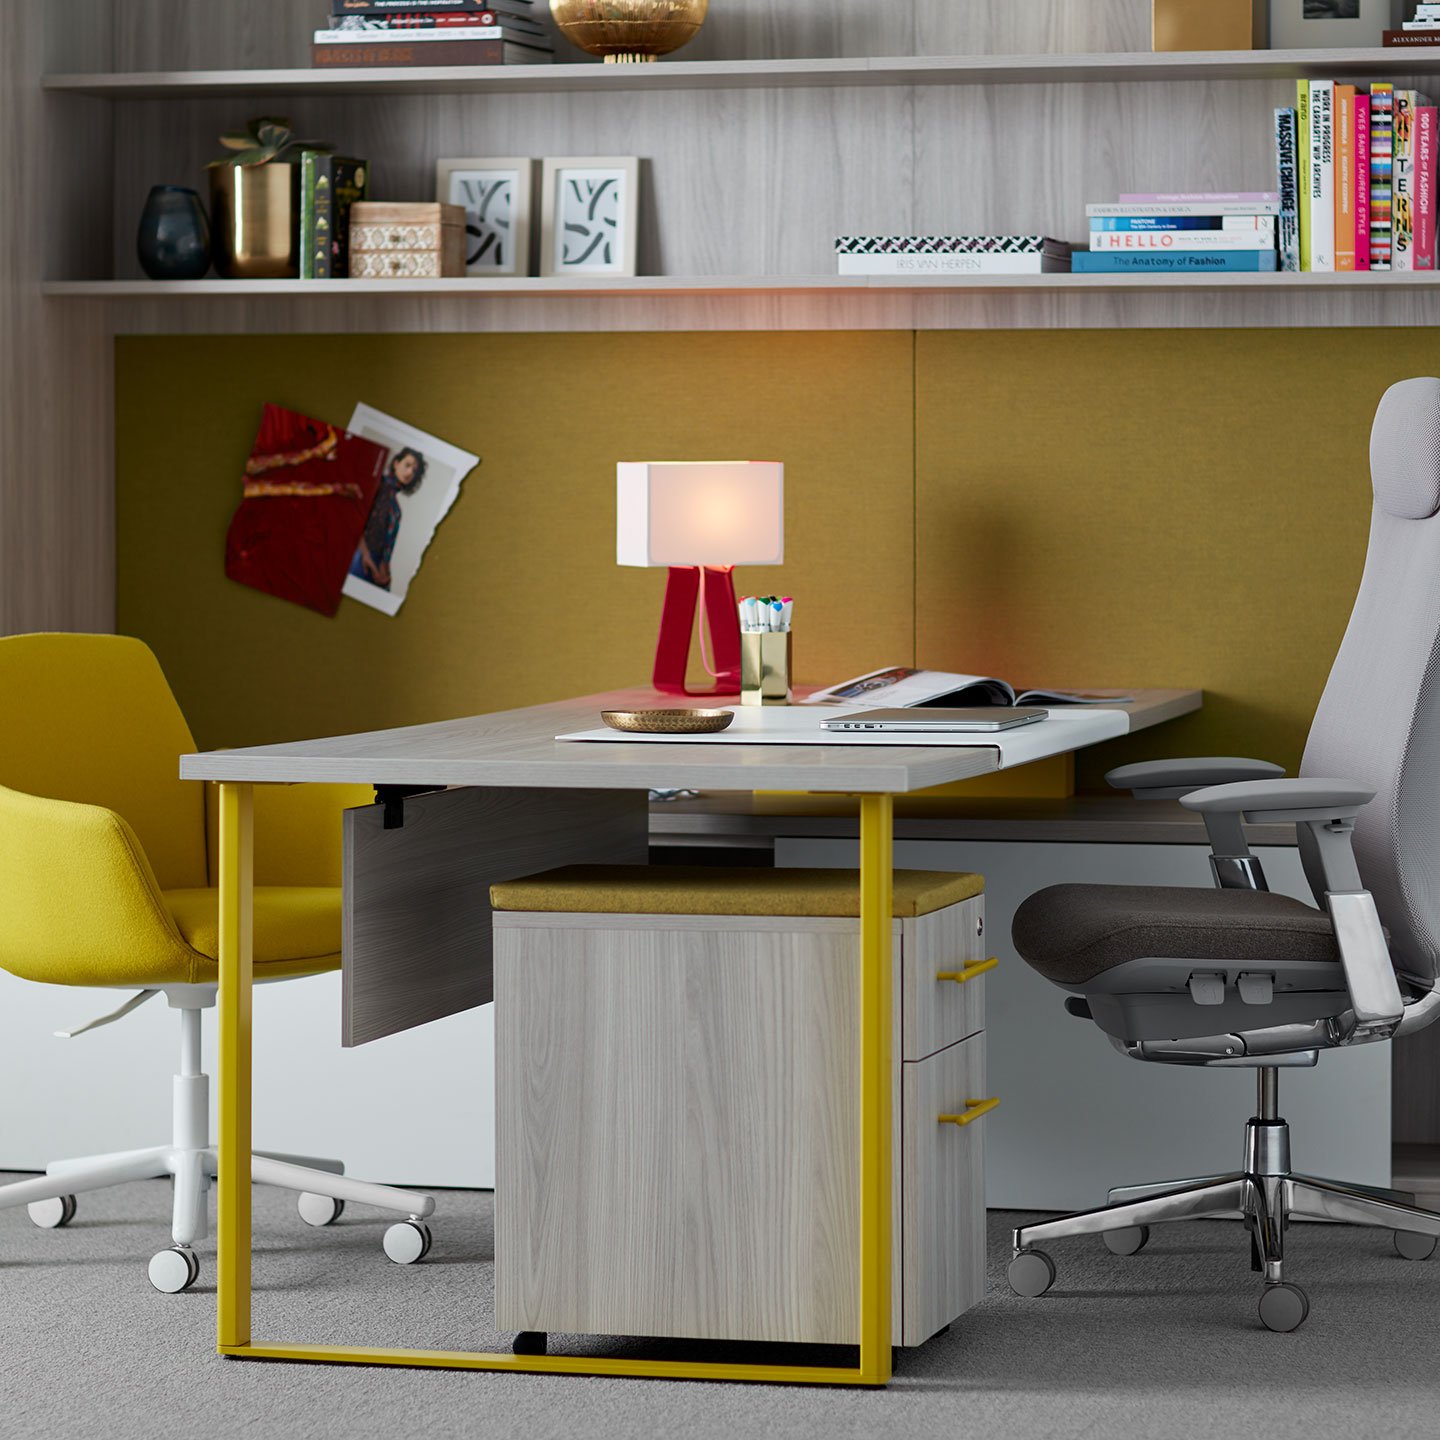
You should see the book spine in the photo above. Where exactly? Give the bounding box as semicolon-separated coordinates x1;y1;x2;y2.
836;255;1066;275
1117;191;1278;203
1336;85;1356;271
313;155;335;280
1276;107;1301;273
1371;83;1394;270
1086;201;1280;217
1384;30;1440;46
330;11;542;27
316;25;546;42
311;37;518;63
1297;81;1312;271
1090;216;1275;231
1087;231;1277;251
1395;90;1417;271
1355;93;1372;271
329;158;369;279
1419;106;1437;271
335;0;516;12
299;151;320;280
1309;80;1335;272
1071;251;1278;273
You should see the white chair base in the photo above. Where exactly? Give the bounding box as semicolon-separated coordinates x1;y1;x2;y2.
0;999;435;1291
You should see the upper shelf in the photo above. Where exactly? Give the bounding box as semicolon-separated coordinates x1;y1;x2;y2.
42;46;1440;100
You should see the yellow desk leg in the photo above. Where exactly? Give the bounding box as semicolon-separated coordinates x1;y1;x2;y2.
857;792;894;1386
217;781;254;1352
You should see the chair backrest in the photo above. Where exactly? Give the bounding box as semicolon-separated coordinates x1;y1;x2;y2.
1301;377;1440;982
0;633;207;890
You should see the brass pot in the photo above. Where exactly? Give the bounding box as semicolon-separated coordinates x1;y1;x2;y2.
208;162;299;279
550;0;709;63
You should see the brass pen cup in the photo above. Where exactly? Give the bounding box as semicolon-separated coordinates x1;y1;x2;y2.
740;631;792;707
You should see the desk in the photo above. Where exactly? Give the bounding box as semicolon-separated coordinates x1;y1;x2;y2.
180;684;1199;1388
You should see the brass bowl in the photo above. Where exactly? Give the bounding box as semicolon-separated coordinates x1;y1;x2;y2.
550;0;709;63
601;708;734;734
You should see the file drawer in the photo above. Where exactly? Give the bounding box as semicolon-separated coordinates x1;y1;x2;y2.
901;895;988;1061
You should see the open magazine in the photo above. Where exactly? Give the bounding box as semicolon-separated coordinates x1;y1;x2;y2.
803;667;1132;708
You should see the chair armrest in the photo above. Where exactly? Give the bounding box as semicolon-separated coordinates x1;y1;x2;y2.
1106;757;1285;799
1183;778;1401;1030
0;783;193;988
1179;778;1375;824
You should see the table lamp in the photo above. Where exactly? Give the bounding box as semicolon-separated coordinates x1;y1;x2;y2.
617;461;784;696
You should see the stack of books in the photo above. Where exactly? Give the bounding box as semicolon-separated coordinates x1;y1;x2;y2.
834;236;1073;276
314;0;554;68
1277;82;1435;273
1073;194;1279;274
1385;3;1440;46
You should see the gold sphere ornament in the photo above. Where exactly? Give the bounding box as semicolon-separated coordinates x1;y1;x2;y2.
549;0;710;64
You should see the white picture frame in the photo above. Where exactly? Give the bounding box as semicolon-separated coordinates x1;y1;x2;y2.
436;156;534;277
1268;0;1400;49
539;156;640;279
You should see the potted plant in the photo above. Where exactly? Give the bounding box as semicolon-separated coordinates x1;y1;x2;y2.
208;117;329;279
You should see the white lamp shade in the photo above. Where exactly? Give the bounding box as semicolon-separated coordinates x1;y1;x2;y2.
616;461;784;568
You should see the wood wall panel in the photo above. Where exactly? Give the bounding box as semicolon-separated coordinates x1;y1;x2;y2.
0;3;114;637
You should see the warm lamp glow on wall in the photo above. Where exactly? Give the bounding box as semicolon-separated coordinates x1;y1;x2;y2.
617;461;784;696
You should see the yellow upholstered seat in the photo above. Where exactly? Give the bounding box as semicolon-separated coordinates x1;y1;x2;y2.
490;864;985;918
0;633;365;989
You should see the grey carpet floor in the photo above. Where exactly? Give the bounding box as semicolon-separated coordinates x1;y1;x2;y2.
2;1173;1438;1440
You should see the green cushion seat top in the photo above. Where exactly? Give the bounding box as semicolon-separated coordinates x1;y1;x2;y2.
490;865;983;919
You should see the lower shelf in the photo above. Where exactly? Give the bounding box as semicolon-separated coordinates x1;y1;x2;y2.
39;272;1440;299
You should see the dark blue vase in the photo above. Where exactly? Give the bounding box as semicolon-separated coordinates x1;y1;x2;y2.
136;185;211;280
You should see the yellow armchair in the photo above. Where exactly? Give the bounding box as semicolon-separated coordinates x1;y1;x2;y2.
0;633;435;1292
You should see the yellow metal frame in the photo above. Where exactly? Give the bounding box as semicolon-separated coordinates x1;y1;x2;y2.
215;781;896;1387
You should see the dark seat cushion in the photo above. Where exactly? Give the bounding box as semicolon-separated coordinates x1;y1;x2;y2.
1012;884;1342;987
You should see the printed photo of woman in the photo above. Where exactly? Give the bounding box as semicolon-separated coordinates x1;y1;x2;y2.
350;446;427;591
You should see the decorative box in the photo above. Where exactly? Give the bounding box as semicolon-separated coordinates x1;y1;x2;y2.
348;202;466;279
1152;0;1267;52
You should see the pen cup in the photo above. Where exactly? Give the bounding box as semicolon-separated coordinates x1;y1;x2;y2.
741;631;792;707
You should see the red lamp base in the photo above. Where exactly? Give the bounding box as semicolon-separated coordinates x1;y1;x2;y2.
652;565;741;697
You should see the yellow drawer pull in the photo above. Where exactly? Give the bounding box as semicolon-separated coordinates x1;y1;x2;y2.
939;1097;1000;1128
936;957;998;985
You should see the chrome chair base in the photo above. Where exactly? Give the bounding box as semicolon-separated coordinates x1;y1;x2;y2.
1009;1069;1440;1331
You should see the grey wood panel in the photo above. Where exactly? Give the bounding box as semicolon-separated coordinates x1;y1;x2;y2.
650;794;1298;848
341;785;646;1046
494;918;867;1343
903;897;986;1063
901;1032;988;1345
179;685;1199;791
0;2;114;638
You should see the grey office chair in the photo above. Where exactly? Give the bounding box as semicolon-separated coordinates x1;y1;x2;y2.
1005;376;1440;1333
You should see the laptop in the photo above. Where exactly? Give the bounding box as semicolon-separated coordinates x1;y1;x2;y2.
819;706;1048;734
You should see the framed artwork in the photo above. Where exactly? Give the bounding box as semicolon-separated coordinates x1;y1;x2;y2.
436;157;534;277
1268;0;1401;48
539;156;640;278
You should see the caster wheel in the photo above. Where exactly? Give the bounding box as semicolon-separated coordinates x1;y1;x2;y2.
513;1331;547;1356
1102;1225;1150;1257
149;1245;200;1294
28;1195;77;1229
1394;1230;1438;1261
1008;1249;1057;1298
383;1220;432;1264
1258;1282;1309;1333
297;1193;345;1227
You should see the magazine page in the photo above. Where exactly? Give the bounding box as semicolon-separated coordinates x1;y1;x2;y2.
1015;688;1135;705
803;666;1016;708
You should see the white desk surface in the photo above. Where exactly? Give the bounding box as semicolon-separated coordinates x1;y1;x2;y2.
180;686;1201;795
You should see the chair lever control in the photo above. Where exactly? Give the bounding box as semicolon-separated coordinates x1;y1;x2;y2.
939;1097;1000;1128
1237;972;1274;1005
937;957;998;985
1188;972;1227;1006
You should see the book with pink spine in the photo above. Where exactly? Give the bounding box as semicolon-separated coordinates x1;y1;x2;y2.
1418;106;1437;271
1356;93;1372;271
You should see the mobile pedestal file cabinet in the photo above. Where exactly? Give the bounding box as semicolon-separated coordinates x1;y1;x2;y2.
491;865;995;1350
